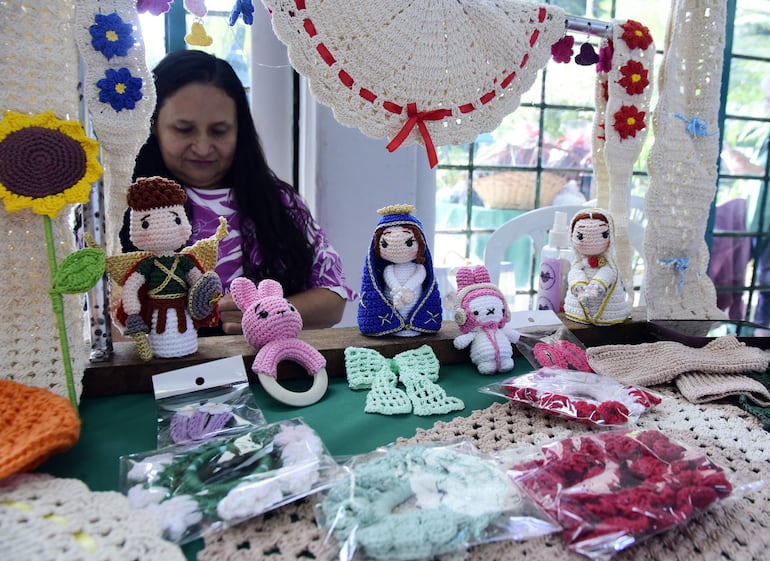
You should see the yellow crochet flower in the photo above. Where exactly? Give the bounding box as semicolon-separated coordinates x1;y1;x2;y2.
0;111;103;218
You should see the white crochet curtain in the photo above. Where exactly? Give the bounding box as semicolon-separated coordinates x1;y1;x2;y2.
644;0;726;320
0;0;88;400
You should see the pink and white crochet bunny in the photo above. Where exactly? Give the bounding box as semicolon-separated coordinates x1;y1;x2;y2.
453;265;521;375
230;277;328;406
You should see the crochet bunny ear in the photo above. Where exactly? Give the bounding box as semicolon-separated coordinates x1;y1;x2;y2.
455;266;476;291
230;277;258;312
471;265;491;284
256;279;285;299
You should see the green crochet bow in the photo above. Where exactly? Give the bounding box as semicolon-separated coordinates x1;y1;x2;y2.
344;345;464;416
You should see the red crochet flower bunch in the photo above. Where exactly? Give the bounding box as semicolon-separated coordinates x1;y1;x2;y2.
509;430;733;557
502;369;661;426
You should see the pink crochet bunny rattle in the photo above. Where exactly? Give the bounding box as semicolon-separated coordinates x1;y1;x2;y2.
230;277;328;406
453;265;521;375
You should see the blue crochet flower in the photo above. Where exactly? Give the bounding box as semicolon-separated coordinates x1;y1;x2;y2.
96;68;143;112
229;0;255;26
89;12;135;60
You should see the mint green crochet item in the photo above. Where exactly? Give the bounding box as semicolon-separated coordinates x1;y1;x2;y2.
365;364;412;415
344;345;464;416
321;443;519;561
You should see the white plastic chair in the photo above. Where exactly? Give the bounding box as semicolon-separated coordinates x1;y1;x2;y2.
483;204;646;308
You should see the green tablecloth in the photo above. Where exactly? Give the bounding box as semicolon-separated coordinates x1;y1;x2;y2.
38;359;530;559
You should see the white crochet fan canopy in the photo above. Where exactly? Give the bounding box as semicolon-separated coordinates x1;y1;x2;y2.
264;0;566;166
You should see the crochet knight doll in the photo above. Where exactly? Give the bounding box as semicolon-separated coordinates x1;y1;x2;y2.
564;208;630;325
111;176;224;359
358;204;442;336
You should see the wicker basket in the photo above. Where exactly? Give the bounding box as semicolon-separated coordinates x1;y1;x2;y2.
474;171;566;210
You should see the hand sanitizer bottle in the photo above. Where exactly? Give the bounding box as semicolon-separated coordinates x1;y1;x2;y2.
536;211;573;312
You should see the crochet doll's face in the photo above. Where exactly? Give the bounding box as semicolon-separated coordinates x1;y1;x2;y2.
571;217;610;257
464;293;506;329
378;226;420;264
129;204;192;254
241;296;302;346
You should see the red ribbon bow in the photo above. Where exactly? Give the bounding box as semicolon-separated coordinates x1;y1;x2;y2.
386;103;452;168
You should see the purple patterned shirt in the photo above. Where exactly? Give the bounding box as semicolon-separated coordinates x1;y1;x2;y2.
184;186;355;300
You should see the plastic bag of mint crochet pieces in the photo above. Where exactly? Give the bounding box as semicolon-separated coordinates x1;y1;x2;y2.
502;429;742;561
316;440;560;561
510;309;594;371
480;367;662;426
119;417;342;545
152;355;267;447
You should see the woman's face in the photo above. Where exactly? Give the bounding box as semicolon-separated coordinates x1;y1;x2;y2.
154;83;238;189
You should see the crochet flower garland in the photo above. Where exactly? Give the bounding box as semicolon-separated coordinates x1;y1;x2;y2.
122;419;337;544
508;430;733;558
0;111;106;407
493;368;661;426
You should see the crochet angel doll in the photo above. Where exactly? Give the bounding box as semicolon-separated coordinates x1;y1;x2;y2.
357;204;442;337
453;265;520;375
110;176;224;360
563;208;629;325
231;277;328;407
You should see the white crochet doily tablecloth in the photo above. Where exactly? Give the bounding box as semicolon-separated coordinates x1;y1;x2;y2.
0;473;184;561
200;389;770;561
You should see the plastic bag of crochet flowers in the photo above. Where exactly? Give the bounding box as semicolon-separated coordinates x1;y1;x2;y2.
510;310;594;372
501;429;756;560
152;355;267;448
119;417;343;544
316;440;560;561
480;367;662;426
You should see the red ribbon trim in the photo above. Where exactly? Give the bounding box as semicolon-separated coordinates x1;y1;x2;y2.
386;103;452;168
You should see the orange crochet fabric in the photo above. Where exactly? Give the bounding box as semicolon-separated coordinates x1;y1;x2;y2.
0;380;81;479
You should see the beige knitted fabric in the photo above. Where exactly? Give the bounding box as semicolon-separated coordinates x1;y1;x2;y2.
675;371;770;406
199;391;770;561
0;473;185;561
264;0;566;162
586;335;770;386
644;1;725;319
0;0;89;400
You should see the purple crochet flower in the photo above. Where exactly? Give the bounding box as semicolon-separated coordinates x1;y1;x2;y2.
96;67;144;112
136;0;174;16
89;12;135;60
597;41;614;73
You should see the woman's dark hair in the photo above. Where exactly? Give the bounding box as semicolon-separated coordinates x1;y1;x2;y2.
130;50;314;295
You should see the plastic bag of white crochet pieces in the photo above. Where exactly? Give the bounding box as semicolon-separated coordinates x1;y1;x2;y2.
501;429;754;561
119;417;343;544
480;367;662;426
152;355;267;447
316;440;560;561
508;310;594;371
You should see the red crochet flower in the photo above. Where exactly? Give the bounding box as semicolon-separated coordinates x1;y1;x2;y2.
613;105;646;139
551;35;575;63
621;20;653;50
617;60;650;95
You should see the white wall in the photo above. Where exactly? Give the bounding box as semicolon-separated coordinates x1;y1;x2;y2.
251;38;436;328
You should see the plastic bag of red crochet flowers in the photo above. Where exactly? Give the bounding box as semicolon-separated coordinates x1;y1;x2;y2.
479;367;662;426
502;429;746;560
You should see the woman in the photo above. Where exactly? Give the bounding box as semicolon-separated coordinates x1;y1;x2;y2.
126;50;355;334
